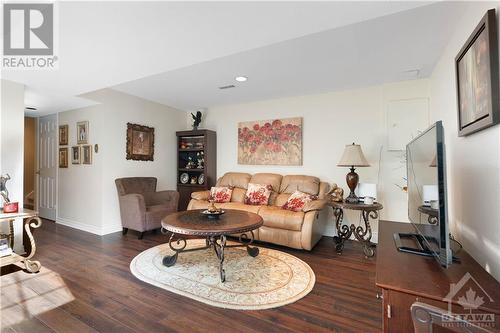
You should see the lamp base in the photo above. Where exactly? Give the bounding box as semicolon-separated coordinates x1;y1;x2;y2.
345;166;359;203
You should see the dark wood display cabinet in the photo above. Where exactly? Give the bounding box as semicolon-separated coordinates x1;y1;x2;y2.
176;130;216;211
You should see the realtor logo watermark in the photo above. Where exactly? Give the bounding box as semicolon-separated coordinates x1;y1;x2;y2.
2;2;58;69
442;272;495;329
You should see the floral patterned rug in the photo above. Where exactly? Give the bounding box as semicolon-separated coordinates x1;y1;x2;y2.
130;239;315;310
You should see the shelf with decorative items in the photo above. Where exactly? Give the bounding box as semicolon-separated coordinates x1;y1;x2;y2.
176;129;216;211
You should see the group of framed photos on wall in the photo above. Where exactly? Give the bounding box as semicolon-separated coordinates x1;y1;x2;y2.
59;121;93;168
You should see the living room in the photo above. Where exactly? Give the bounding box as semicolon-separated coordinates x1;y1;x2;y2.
1;1;500;332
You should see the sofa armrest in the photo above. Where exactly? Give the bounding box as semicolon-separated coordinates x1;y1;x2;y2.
302;199;328;213
119;194;146;230
191;190;210;201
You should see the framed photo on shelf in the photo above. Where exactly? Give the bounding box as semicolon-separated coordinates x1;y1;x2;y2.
77;121;89;144
82;145;92;165
126;123;154;161
59;125;68;146
59;148;68;168
71;146;80;164
455;9;499;136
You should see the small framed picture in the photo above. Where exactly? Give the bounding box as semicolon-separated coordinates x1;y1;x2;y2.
82;145;92;165
77;121;89;144
71;146;80;164
59;125;68;146
59;147;68;168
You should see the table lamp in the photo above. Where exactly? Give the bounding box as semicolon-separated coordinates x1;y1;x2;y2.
337;143;370;203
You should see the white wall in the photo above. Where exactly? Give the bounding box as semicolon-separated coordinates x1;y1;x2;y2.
429;2;500;282
0;79;25;252
57;89;186;234
198;79;430;239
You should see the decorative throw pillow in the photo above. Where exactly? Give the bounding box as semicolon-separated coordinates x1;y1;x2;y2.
244;183;273;206
282;190;317;212
210;186;233;203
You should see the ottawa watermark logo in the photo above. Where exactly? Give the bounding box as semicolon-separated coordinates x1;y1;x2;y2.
442;272;495;329
2;2;58;70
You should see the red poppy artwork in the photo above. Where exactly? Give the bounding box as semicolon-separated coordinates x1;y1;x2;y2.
238;117;302;165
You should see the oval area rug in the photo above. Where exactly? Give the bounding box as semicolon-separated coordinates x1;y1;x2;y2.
130;239;315;310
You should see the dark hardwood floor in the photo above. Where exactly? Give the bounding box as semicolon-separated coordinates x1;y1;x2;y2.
1;220;382;333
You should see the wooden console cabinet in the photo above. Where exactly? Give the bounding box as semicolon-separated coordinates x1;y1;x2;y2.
376;221;500;332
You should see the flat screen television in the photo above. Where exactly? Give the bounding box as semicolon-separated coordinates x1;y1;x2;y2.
394;121;453;267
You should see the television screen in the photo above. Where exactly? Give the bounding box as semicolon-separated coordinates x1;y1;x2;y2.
406;121;451;266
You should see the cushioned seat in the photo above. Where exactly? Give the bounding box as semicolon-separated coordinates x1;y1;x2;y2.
259;206;304;231
218;202;262;214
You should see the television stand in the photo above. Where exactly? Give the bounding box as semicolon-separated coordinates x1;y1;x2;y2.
393;232;434;257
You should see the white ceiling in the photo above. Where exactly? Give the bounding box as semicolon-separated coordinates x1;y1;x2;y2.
1;1;473;113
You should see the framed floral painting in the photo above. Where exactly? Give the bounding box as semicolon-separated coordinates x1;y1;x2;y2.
238;117;302;165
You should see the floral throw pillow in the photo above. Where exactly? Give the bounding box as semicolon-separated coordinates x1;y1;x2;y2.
210;186;233;203
244;183;273;206
282;190;317;212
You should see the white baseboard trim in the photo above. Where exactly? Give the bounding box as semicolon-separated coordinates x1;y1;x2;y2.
56;217;102;235
101;223;123;235
56;217;122;236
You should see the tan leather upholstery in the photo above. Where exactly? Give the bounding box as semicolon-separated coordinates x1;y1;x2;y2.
230;188;246;203
218;202;261;214
274;193;291;207
191;190;210;201
280;175;321;195
188;172;330;251
302;199;328;213
259;206;304;231
216;172;251;189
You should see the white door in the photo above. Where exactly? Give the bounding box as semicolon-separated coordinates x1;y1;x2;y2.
38;114;57;220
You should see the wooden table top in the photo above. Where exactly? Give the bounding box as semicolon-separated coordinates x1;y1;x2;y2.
329;200;383;211
161;209;263;236
0;208;38;221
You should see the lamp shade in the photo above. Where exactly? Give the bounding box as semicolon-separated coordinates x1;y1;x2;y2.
337;143;370;167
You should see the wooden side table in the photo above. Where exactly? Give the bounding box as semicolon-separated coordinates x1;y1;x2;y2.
0;209;42;273
329;200;383;258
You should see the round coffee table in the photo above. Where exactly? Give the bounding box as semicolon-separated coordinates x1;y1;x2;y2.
161;209;263;282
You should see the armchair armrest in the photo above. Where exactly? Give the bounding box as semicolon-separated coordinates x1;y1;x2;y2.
119;193;146;229
144;190;179;208
302;199;328;213
191;190;210;201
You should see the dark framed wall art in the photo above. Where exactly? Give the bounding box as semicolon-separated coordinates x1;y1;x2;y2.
455;9;499;136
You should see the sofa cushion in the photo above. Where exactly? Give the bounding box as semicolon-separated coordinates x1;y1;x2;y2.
217;172;251;189
210;186;233;203
245;183;272;205
231;188;246;203
274;193;291;207
259;206;305;231
250;173;282;205
280;175;320;196
218;202;261;214
283;190;317;212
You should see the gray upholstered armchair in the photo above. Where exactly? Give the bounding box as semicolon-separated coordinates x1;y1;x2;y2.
115;177;179;239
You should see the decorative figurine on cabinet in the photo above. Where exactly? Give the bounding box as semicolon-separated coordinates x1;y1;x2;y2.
185;156;195;169
196;151;204;169
191;111;202;130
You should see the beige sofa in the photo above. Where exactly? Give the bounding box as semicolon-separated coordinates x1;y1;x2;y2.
188;172;330;250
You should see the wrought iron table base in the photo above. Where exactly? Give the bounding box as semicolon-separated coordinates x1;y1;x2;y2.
161;231;259;282
333;208;377;258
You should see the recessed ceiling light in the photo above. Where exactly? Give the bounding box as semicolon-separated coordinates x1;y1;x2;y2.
235;76;248;82
25;107;37;111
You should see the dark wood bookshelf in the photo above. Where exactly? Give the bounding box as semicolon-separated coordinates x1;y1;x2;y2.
176;129;216;210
